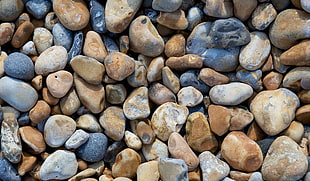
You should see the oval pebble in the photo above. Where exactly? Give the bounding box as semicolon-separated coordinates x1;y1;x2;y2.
52;23;73;51
4;52;34;81
46;70;73;98
65;129;90;149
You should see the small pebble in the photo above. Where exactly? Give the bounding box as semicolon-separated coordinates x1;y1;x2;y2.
0;0;24;21
52;23;73;51
106;84;127;104
76;114;102;133
199;68;230;86
152;0;182;12
0;157;21;181
69;168;97;181
4;52;34;80
46;70;73;98
18;152;37;176
19;126;45;154
282;121;304;143
142;139;168;161
251;3;277;30
127;61;148;87
263;71;283;90
236;69;263;91
33;27;53;54
156;10;188;30
180;69;210;95
162;66;180;94
42;87;59;106
68;31;84;61
124;131;142;150
65;129;90;149
25;0;51;19
149;82;176;105
158;158;188;181
136;121;156;145
83;31;108;62
232;0;257;21
186;22;212;55
60;88;81;115
112;148;141;178
20;41;38;56
177;86;203;107
187;7;203;31
28;100;50;124
137;161;160;181
0;23;14;46
147;57;164;83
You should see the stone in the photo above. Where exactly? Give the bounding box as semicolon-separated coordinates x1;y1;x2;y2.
299;90;310;104
177;86;203;107
137;161;160;181
77;133;108;162
112;148;141;178
83;31;108;62
262;136;308;181
147;57;164;83
119;35;130;53
105;0;142;33
239;31;271;70
25;0;51;19
199;68;230;86
11;21;34;48
271;46;290;74
164;34;186;57
4;52;34;81
186;22;212;55
35;46;68;76
142;139;169;161
0;23;14;46
251;3;277;30
42;87;59;106
104;141;126;167
65;129;90;149
199;151;230;181
158;158;188;181
221;131;263;172
104;52;135;81
229;107;254;131
106;84;127;104
68;31;84;61
40;150;78;180
280;40;310;66
1;117;22;163
46;70;73;98
0;52;7;78
250;88;300;136
44;115;76;148
186;112;218;152
76;114;102;133
0;158;21;181
208;105;230;136
129;16;164;57
74;73;105;114
52;23;73;51
157;10;188;30
149;83;176;105
127;61;148;87
166;54;203;71
45;12;59;30
151;102;189;141
70;55;105;85
283;67;310;91
187;6;204;31
0;0;23;21
229;171;252;181
60;88;80;115
0;76;38;112
114;177;132;181
209;82;253;105
99;106;126;141
136;121;156;145
206;18;250;48
53;0;90;31
282;121;304;143
101;34;120;54
296;105;310;125
69;168;97;181
21;41;38;56
302;77;310;90
236;69;263;91
19;126;46;154
263;71;283;90
152;0;182;12
249;172;263;181
33;27;53;54
162;66;180;94
302;0;310;13
232;0;257;21
18;152;37;176
247;122;266;142
90;0;107;34
180;69;210;95
17;113;31;126
269;9;310;50
168;132;199;171
124;131;142;150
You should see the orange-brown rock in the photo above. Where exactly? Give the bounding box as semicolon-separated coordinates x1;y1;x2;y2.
280;40;310;66
156;10;188;30
11;21;34;48
296;105;310;125
29;100;51;124
18;152;37;176
199;68;230;86
0;23;14;46
166;54;202;71
83;31;108;62
19;126;46;154
42;87;59;106
208;105;231;136
263;71;283;90
164;34;186;57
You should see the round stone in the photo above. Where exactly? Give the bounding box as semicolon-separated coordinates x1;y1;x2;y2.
263;71;283;90
29;100;51;124
165;34;186;58
0;0;24;21
33;27;53;54
112;148;141;178
52;23;73;51
124;131;142;150
25;0;51;19
83;31;108;62
76;114;102;133
177;86;203;107
0;23;14;46
251;3;277;30
46;70;73;98
162;66;180;94
19;126;46;154
4;52;34;81
142;139;168;161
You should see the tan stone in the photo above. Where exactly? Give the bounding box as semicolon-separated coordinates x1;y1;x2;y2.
147;57;164;83
280;40;310;66
18;152;37;176
29;100;51;124
60;88;80;116
298;90;310;104
232;0;257;21
166;54;202;71
127;61;148;87
46;70;73;98
165;34;185;57
251;3;277;30
136;121;156;145
263;71;283;90
296;105;310;125
76;114;102;133
112;148;141;178
31;75;43;91
156;10;188;30
177;86;203;107
124;131;142;150
283;67;310;91
199;68;230;86
0;51;7;78
105;84;127;104
137;161;159;181
230;171;252;181
205;0;233;18
83;31;108;62
149;82;176;105
42;87;59;106
19;126;46;154
282;121;304;143
33;27;53;54
208;105;231;136
162;66;180;94
247;122;266;141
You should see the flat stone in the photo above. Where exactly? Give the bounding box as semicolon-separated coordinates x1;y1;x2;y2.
60;88;81;115
0;0;24;21
4;52;34;81
250;88;300;136
229;107;254;131
83;31;108;62
127;61;148;87
158;158;188;181
99;106;126;141
232;0;257;21
19;126;46;154
68;31;83;61
76;114;102;133
204;0;233;18
149;82;176;105
106;84;127;104
124;131;142;150
18;152;37;176
52;23;73;51
46;70;73;98
0;23;14;46
280;40;310;66
69;168;97;181
263;71;283;90
137;161;160;181
33;27;53;54
262;136;308;181
177;86;203;107
0;157;21;181
90;0;107;34
142;139;168;161
166;54;203;71
11;21;34;48
199;68;230;86
251;3;277;30
112;148;141;178
147;57;164;83
136;121;156;145
156;10;188;30
186;22;212;55
152;0;182;12
65;129;90;149
40;150;78;180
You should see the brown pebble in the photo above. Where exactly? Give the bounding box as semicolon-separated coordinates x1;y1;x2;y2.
78;159;88;170
60;88;81;116
261;54;274;72
162;66;180;94
18;152;37;176
112;148;141;178
247;122;266;141
29;100;51;124
136;121;156;145
31;75;43;91
46;70;73;98
16;13;30;27
42;87;59;106
280;40;310;66
232;0;257;21
0;23;14;46
230;171;252;181
83;31;108;62
208;105;231;136
156;24;175;36
11;21;34;48
263;71;283;90
166;54;202;71
51;104;63;115
149;82;176;105
19;126;46;154
282;121;304;143
119;35;130;54
164;34;186;57
199;68;230;86
147;57;164;83
157;10;188;30
296;105;310;125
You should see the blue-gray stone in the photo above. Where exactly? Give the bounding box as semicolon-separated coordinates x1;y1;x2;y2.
180;0;196;11
186;22;212;55
257;137;276;156
37;117;48;133
145;8;158;24
159;158;188;181
188;104;205;115
180;69;210;94
101;35;120;54
187;6;203;31
4;52;34;80
68;31;84;62
236;69;263;91
104;141;126;167
143;0;153;7
0;157;21;181
25;0;51;19
18;112;30;126
52;23;73;51
77;133;108;162
90;0;107;33
0;109;3;124
201;47;240;72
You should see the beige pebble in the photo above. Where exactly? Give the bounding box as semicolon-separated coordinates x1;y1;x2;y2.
69;168;97;181
60;88;81;116
142;138;168;161
230;171;252;181
282;121;304;143
83;31;108;62
166;54;202;71
33;27;53;54
46;70;73;98
251;3;277;30
29;100;51;124
42;87;59;106
119;35;129;54
76;114;102;133
280;39;310;66
149;82;176;105
19;126;46;154
124;131;142;150
177;86;203;107
137;161;159;181
18;152;37;176
147;57;164;83
136;121;155;145
229;107;254;131
263;71;283;90
199;68;230;86
162;66;180;94
0;51;7;78
232;0;257;21
112;148;141;178
31;75;43;91
164;34;186;57
283;67;310;91
156;10;188;30
78;159;88;170
204;0;233;18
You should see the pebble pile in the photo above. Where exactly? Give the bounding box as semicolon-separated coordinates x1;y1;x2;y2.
0;0;310;180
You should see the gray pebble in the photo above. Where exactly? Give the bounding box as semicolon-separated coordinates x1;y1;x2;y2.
52;23;73;51
4;52;34;80
180;69;210;94
158;158;188;181
257;137;276;156
145;8;158;24
17;112;30;126
187;7;203;31
0;157;21;181
104;141;126;168
65;129;90;149
68;31;84;62
101;34;120;54
186;22;212;55
25;0;51;19
236;69;263;91
90;0;107;33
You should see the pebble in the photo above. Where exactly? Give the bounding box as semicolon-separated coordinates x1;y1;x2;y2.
221;131;263;172
282;121;304;143
99;106;126;141
74;73;105;114
46;70;73;98
142;139;168;161
187;7;203;31
25;0;51;19
206;18;251;48
166;54;203;71
168;132;199;171
147;57;164;83
180;69;210;95
280;40;310;66
33;27;53;54
71;55;105;85
90;0;107;34
162;66;180;94
199;68;230;86
151;102;189;141
0;52;7;78
1;117;22;163
112;148;141;178
177;86;203;107
17;113;31;126
106;84;127;104
35;46;68;76
39;150;78;180
186;22;212;55
124;131;142;150
263;71;283;90
65;129;90;149
152;0;182;12
272;46;290;74
0;0;24;21
4;52;34;80
11;21;34;48
0;23;14;46
204;0;233;18
53;0;90;31
68;31;84;61
127;61;148;87
20;41;38;56
239;31;271;70
0;76;38;112
136;121;156;145
199;151;230;181
52;23;73;51
83;31;108;62
232;0;257;21
269;9;310;50
105;0;142;33
251;3;277;30
229;107;254;131
18;152;37;176
77;133;108;162
302;0;310;13
229;171;252;181
42;87;59;106
19;126;46;154
296;105;310;125
69;168;97;181
157;10;188;30
129;16;164;57
76;114;102;133
208;105;229;135
249;172;263;181
250;88;300;136
283;67;310;91
45;12;58;30
104;141;126;167
44;115;76;148
209;82;253;105
149;82;176;105
60;88;81;115
158;158;188;181
262;136;308;181
0;157;21;181
101;34;120;54
137;161;160;181
236;69;263;91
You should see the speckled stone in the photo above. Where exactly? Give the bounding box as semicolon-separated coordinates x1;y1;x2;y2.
0;23;14;46
0;0;24;21
204;0;233;18
65;129;90;149
4;52;34;81
158;158;188;181
251;3;277;30
25;0;51;19
0;157;21;181
76;114;102;133
177;86;203;107
186;22;212;55
11;21;34;48
52;23;73;51
149;82;176;105
60;88;80;115
166;54;203;71
20;41;38;56
157;10;188;30
232;0;257;21
112;148;141;178
236;69;263;91
137;161;160;181
19;126;46;154
68;31;84;61
29;100;51;124
124;131;142;150
83;31;108;62
142;138;168;161
127;61;148;87
162;66;180;94
90;0;107;33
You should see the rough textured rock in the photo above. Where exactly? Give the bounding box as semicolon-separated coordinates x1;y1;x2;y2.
251;3;277;30
33;27;53;54
142;139;168;161
4;52;34;81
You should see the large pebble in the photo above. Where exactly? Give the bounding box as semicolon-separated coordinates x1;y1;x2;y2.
0;0;24;21
25;0;51;19
0;76;38;112
76;114;102;133
11;21;34;48
90;0;107;33
44;115;76;148
283;67;310;91
129;16;164;57
177;86;203;107
250;88;300;136
4;52;34;81
124;131;142;150
262;136;308;181
142;139;168;161
152;0;182;12
302;0;310;13
251;3;277;30
186;22;212;55
149;82;176;105
35;46;68;76
53;0;90;31
280;40;310;66
60;88;80;115
221;131;263;172
33;27;53;54
0;23;14;46
209;82;253;105
112;148;141;178
29;100;50;124
204;0;233;18
46;70;73;98
199;68;230;86
232;0;257;21
83;31;108;62
156;10;188;30
19;126;46;154
158;158;188;181
40;150;78;180
166;54;203;71
137;161;160;181
65;129;90;149
52;23;73;51
0;158;21;181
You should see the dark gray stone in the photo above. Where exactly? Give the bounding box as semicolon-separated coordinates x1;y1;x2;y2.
26;0;51;19
68;31;84;62
0;157;21;181
4;52;34;80
180;69;210;94
104;141;126;167
271;0;290;11
236;69;263;91
101;35;120;54
0;109;3;124
257;137;276;157
90;0;107;33
52;23;73;51
17;112;30;126
188;104;205;115
77;133;108;162
37;117;48;133
145;8;158;24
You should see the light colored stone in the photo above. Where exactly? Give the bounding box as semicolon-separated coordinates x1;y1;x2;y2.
33;27;53;54
147;57;164;83
232;0;257;21
199;68;230;86
60;88;80;115
83;31;107;62
162;66;180;94
158;158;189;181
229;106;254;131
31;75;43;91
137;161;159;181
21;41;38;56
127;61;148;87
69;168;96;181
156;10;188;30
302;0;310;13
65;129;90;149
0;51;7;78
46;70;73;98
19;126;46;154
251;3;277;30
204;0;233;18
76;114;102;133
177;86;203;107
124;131;142;151
282;121;304;143
142;139;168;161
112;148;141;178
